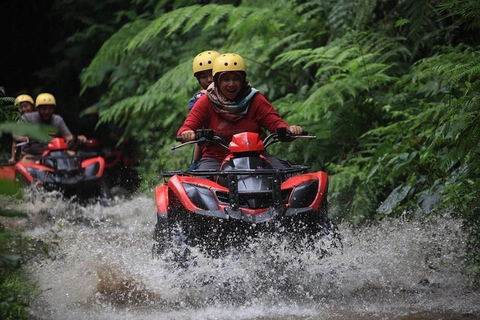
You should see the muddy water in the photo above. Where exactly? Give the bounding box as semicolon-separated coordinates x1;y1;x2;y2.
2;191;479;320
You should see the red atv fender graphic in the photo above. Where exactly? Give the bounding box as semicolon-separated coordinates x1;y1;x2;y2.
281;172;328;211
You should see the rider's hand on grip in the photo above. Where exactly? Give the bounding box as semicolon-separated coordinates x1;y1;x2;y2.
180;130;195;142
289;125;303;135
77;135;87;143
16;136;29;143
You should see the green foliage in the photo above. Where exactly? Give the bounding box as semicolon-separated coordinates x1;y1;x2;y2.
80;19;152;92
0;196;48;319
0;123;56;142
0;87;18;123
271;31;409;168
0;204;45;320
0;87;48;318
0;269;42;320
338;44;480;223
442;174;480;281
438;0;480;30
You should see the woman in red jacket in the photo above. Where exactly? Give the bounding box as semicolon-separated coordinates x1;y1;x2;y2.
178;53;303;170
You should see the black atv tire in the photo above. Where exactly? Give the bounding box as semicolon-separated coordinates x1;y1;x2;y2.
152;218;194;268
152;218;169;258
308;199;343;255
99;179;112;205
152;216;186;257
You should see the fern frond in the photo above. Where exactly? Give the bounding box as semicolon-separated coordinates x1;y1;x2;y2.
165;6;200;36
352;0;378;30
263;33;307;56
301;81;355;117
272;49;314;69
328;0;356;30
183;5;212;33
438;0;480;30
81;19;150;91
127;5;232;50
295;1;324;16
299;6;325;21
145;60;195;100
203;4;236;31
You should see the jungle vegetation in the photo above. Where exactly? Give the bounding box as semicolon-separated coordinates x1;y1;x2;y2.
0;89;51;319
1;1;479;305
78;0;480;281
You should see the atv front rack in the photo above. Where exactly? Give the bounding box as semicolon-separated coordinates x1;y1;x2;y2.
162;165;311;211
161;165;310;178
27;153;99;161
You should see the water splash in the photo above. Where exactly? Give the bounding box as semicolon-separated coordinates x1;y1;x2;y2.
4;191;478;319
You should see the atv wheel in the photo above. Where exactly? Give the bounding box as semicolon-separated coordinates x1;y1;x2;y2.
152;218;195;267
152;217;169;258
99;179;112;205
169;226;194;268
308;199;343;255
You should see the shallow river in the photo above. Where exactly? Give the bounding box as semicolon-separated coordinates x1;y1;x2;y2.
4;190;480;320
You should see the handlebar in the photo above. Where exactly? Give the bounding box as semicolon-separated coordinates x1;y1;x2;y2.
15;136;90;150
172;129;229;151
14;141;30;147
173;127;315;151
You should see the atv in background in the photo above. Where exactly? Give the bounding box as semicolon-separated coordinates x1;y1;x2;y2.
82;138;140;197
13;137;111;204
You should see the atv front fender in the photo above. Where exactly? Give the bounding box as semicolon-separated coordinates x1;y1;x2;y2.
155;184;169;214
82;157;105;178
15;163;53;184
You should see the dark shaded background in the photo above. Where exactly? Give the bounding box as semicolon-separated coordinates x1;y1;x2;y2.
1;0;56;97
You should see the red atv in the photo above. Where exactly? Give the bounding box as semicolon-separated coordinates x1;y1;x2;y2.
82;138;140;195
153;128;336;256
13;137;111;203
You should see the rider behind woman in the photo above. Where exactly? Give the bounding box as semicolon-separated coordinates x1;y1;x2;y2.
178;53;303;170
188;50;221;169
189;50;221;110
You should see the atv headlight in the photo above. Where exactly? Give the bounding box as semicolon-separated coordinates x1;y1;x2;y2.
84;162;100;177
26;167;37;173
289;179;319;208
26;167;40;179
183;183;218;210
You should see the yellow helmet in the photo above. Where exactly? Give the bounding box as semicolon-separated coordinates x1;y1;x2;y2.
193;50;221;75
15;94;34;106
35;93;56;108
212;53;247;77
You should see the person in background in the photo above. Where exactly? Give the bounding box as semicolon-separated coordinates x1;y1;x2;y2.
8;94;34;163
17;93;87;163
187;50;221;169
178;53;303;170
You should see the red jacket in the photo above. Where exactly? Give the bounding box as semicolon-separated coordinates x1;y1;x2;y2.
178;93;290;161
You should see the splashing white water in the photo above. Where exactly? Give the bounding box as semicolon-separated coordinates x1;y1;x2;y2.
3;191;478;320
